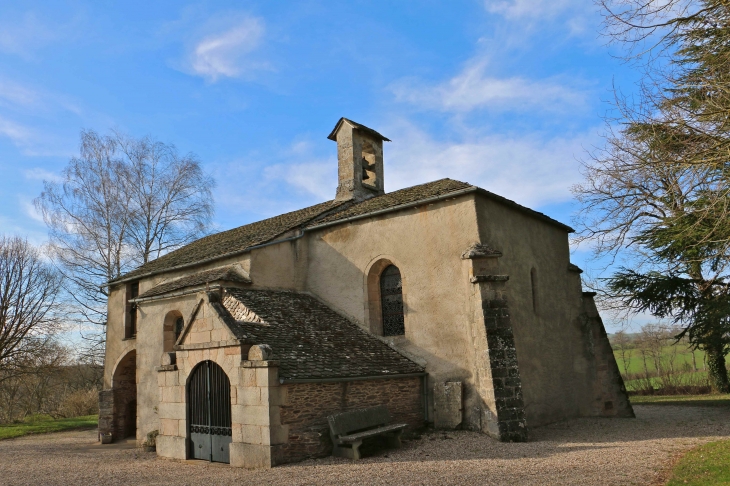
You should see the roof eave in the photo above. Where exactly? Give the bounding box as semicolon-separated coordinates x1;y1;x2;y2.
327;117;391;142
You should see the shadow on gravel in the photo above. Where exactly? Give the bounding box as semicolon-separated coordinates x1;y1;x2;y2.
293;404;730;465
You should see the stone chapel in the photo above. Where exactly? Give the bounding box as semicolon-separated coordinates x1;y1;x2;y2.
99;117;633;469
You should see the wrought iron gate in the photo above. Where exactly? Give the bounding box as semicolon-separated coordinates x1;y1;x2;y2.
188;361;232;463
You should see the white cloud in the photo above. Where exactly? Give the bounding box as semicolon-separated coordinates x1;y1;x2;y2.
0;116;33;145
485;0;596;36
384;121;596;208
391;60;587;114
486;0;579;20
0;79;41;107
24;167;63;183
187;16;266;82
0;11;82;59
21;199;44;224
264;160;336;201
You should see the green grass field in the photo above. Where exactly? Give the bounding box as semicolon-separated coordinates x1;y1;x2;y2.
0;414;98;440
630;394;730;407
612;344;726;375
667;440;730;485
610;341;730;392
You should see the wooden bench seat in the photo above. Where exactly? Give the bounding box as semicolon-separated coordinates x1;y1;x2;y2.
328;406;407;460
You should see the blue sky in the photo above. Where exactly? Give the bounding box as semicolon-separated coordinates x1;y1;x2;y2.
0;1;643;330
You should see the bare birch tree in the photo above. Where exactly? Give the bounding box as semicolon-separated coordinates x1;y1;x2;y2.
35;130;215;359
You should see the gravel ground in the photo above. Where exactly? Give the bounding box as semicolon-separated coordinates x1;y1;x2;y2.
1;404;729;486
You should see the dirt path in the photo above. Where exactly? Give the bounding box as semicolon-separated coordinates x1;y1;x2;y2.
1;404;728;486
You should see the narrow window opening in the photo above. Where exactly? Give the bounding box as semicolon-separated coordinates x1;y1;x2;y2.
163;311;183;352
175;317;184;342
380;265;405;336
125;282;139;339
530;268;538;314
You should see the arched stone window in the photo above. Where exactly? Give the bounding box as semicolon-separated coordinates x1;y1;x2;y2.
380;265;405;336
163;311;184;352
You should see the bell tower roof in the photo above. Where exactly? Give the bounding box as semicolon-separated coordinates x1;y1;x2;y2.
327;117;391;142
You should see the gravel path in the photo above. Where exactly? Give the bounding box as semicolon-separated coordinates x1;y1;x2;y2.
1;404;729;486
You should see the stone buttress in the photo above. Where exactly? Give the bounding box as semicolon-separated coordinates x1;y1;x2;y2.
462;243;528;442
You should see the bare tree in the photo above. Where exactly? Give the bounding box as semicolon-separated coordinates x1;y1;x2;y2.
612;330;635;377
35;130;215;360
116;133;214;266
577;0;730;391
0;237;63;383
37;131;132;333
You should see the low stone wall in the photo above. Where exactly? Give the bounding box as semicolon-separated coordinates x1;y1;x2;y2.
275;376;424;464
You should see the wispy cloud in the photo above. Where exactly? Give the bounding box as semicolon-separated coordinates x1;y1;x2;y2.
0;116;33;145
485;0;596;36
0;80;40;107
391;60;587;113
261;121;596;210
186;15;267;82
20;198;44;224
383;121;596;208
0;11;82;59
24;167;63;183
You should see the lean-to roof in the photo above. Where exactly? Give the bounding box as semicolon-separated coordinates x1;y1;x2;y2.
135;265;251;300
215;288;424;380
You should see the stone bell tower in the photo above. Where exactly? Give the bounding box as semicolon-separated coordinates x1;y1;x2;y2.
328;117;390;202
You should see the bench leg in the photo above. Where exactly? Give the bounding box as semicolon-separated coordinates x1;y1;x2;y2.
333;440;363;460
386;430;403;449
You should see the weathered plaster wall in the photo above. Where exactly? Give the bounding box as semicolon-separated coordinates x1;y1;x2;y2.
103;286;136;390
580;293;634;418
132;294;205;443
248;238;305;291
305;196;481;424
473;194;592;427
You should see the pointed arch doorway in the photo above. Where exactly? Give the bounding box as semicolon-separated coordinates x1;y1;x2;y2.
187;360;232;463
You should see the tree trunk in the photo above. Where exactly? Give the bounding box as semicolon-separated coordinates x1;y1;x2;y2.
705;342;730;393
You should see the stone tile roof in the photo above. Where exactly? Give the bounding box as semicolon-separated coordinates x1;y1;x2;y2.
327;117;391;142
308;178;472;226
112;177;571;284
217;288;425;380
112;200;346;283
135;265;251;300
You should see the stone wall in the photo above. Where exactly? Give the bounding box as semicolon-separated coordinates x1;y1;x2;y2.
276;377;424;464
581;293;634;418
480;290;528;441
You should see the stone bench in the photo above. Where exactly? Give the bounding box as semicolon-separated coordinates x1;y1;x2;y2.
327;405;407;460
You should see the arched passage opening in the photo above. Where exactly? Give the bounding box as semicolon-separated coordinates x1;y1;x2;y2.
163;310;184;352
187;360;232;463
112;350;137;440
